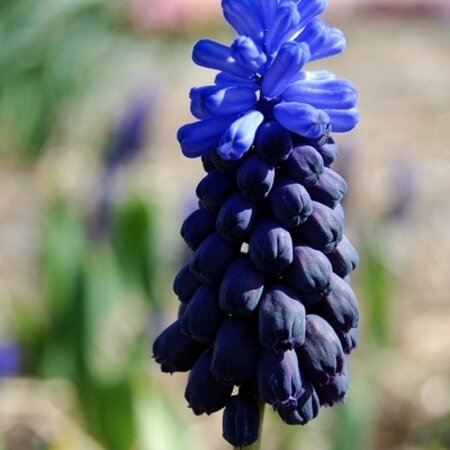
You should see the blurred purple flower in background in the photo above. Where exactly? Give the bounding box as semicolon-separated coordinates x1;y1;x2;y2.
0;339;21;377
91;93;154;239
386;158;419;223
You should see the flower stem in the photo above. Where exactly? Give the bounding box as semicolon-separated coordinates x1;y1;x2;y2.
234;400;265;450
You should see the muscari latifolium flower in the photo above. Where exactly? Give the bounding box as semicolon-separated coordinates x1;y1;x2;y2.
153;0;360;447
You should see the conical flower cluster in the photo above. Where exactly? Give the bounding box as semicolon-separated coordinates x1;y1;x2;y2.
153;0;360;447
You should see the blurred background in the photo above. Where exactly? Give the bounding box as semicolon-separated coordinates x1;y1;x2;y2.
0;0;449;449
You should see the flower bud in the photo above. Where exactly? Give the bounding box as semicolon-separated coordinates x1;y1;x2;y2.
327;235;359;277
249;219;293;275
281;145;324;187
180;285;224;343
219;255;265;315
237;154;276;201
297;315;345;384
189;232;240;284
312;274;359;333
223;393;260;448
308;168;347;208
269;177;313;229
294;201;343;253
255;121;293;164
259;284;306;351
185;350;233;415
211;317;259;385
173;263;201;304
196;170;235;214
216;193;258;243
257;348;303;410
284;245;333;304
153;320;206;373
181;208;216;250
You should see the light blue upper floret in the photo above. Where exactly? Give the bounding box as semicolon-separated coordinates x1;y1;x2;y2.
177;0;360;161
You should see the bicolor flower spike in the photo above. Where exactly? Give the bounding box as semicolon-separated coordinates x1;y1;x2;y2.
154;0;361;447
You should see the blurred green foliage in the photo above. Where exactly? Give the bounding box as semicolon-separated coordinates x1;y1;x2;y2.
0;0;140;159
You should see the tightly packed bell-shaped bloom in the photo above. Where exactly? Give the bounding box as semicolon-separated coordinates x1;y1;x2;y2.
222;392;260;448
153;0;361;445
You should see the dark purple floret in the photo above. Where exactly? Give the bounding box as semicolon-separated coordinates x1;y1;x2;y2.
308;167;348;208
311;274;359;333
269;177;313;229
257;348;303;410
282;145;324;187
0;339;21;377
237;154;276;201
297;315;345;385
249;219;293;275
211;149;242;173
219;255;265;315
181;207;216;250
284;245;333;304
173;263;202;304
312;137;339;167
211;317;259;385
277;368;320;425
327;235;359;278
258;284;306;351
336;327;359;354
294;201;343;253
196;170;235;214
185;350;233;415
216;193;258;243
153;320;206;373
223;393;260;448
189;231;240;284
255;121;293;164
315;369;349;407
180;285;224;343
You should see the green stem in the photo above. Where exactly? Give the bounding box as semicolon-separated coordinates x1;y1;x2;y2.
234;400;265;450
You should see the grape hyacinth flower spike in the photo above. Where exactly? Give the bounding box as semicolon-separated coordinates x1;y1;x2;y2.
153;0;361;447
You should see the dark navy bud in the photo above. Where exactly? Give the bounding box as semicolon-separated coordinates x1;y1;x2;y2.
315;369;349;407
211;317;259;385
216;193;258;243
181;208;216;250
259;284;306;351
282;145;324;187
294;201;343;253
173;263;201;304
269;177;313;229
327;235;359;277
312;274;359;333
249;219;293;275
196;170;235;214
210;149;242;173
255;121;293;164
336;327;359;354
185;350;233;415
284;245;333;304
201;153;215;172
278;369;320;425
308;168;347;208
316;137;339;166
297;315;345;385
219;255;265;315
223;393;260;448
180;285;224;343
153;320;206;373
189;232;240;284
237;154;275;201
177;302;188;319
257;348;303;410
